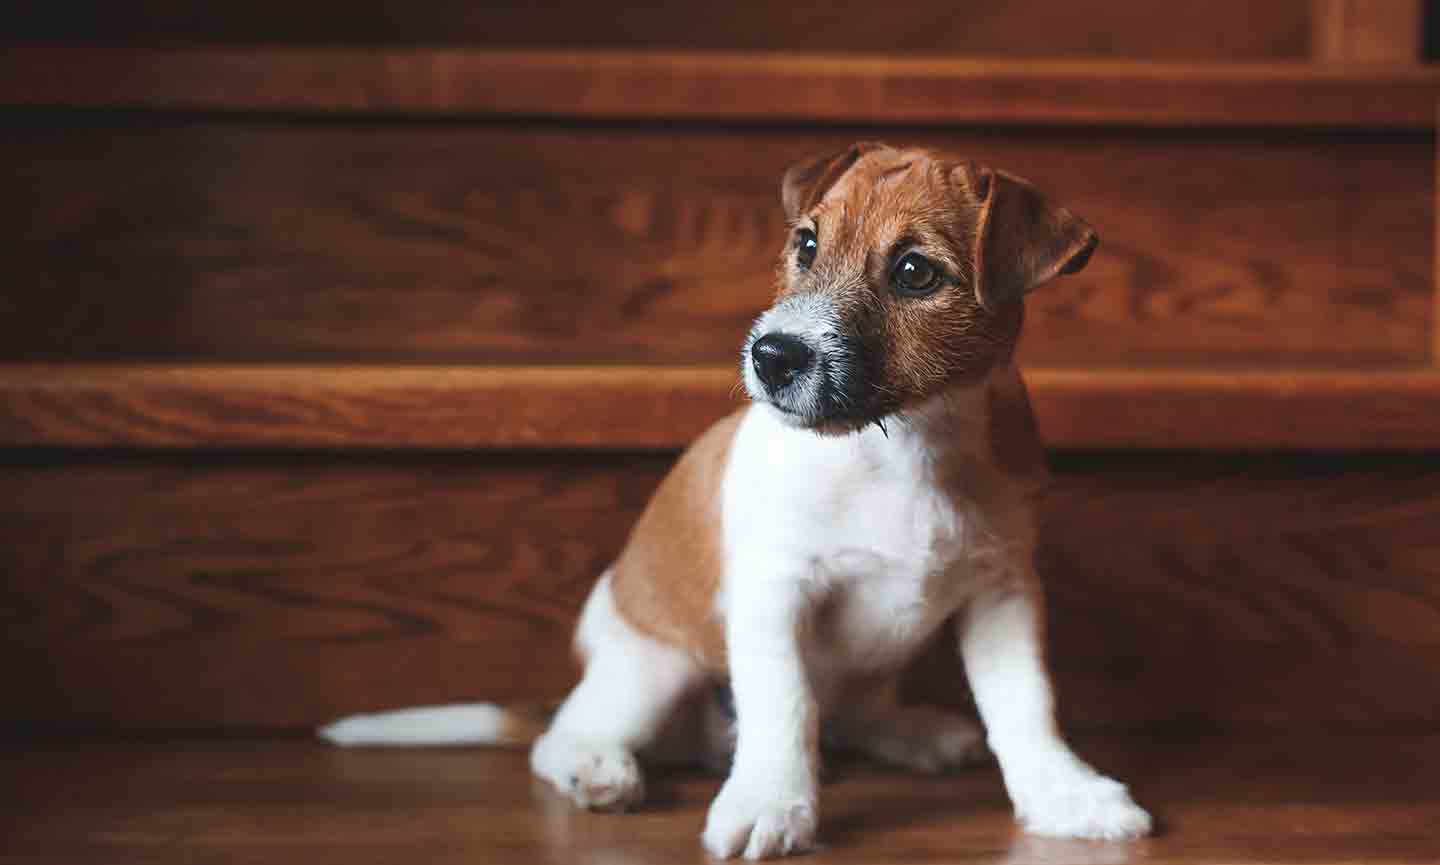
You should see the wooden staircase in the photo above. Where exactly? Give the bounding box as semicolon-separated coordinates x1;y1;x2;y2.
3;2;1440;861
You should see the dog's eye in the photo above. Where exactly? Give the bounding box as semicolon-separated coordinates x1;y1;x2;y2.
893;252;941;297
795;228;818;270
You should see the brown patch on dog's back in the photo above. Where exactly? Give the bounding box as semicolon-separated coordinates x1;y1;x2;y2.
609;410;742;672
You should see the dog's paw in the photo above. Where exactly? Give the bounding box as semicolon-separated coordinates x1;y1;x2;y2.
530;733;645;812
702;780;817;860
1014;774;1152;841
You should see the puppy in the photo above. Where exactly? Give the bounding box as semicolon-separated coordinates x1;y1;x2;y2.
321;143;1153;859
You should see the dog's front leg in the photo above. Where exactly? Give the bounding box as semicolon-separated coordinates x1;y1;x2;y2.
702;572;819;860
960;580;1152;840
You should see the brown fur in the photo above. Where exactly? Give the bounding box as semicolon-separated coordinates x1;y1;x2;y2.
609;410;743;672
773;145;1092;426
986;368;1050;484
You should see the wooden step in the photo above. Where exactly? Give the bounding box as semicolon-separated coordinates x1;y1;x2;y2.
4;119;1427;369
6;0;1312;61
3;364;1439;451
4;448;1438;730
5;735;1439;864
3;45;1439;127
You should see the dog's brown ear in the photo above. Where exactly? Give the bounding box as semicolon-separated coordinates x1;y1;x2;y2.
954;162;1097;311
782;141;888;220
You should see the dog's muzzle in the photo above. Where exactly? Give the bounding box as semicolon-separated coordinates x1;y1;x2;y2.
741;294;866;429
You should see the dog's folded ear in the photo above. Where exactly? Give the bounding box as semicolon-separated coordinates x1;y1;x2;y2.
953;162;1098;311
782;141;889;220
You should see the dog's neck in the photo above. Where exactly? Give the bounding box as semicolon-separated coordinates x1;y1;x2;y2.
758;366;1002;477
888;373;998;456
845;362;1044;506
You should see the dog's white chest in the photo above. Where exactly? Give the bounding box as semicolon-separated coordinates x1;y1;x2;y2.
813;494;967;668
722;405;1002;679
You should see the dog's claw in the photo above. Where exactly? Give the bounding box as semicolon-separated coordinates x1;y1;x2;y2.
1015;774;1153;841
703;781;817;860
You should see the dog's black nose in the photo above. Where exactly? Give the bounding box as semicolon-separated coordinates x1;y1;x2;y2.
751;333;814;392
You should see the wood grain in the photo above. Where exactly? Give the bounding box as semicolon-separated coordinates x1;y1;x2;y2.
6;365;1440;451
1;123;1429;366
1029;368;1440;451
1312;0;1423;62
5;736;1440;864
6;0;1311;60
5;45;1440;127
0;366;742;450
0;453;661;729
4;452;1440;729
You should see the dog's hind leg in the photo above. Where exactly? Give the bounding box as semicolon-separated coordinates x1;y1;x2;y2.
647;683;735;774
530;571;704;811
825;678;987;773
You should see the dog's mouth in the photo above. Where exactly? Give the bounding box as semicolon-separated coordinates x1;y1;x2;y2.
746;356;879;434
741;296;891;433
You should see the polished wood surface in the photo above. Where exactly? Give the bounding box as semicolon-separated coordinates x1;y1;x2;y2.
4;451;1439;729
0;365;742;450
4;735;1439;864
2;123;1429;366
5;46;1440;126
1029;367;1440;450
6;0;1311;59
4;9;1440;817
5;365;1440;450
1311;0;1423;62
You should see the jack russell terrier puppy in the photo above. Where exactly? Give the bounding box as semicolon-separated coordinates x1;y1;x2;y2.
322;142;1153;859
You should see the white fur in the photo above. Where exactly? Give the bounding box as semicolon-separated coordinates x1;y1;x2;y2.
961;588;1152;840
323;365;1149;856
529;574;705;811
695;368;1149;856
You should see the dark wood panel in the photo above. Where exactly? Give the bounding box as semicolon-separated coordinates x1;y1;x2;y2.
7;365;1440;451
4;452;1440;729
5;46;1440;127
1036;451;1440;729
1;123;1430;365
1312;0;1423;62
6;736;1440;864
3;0;1311;59
0;453;663;729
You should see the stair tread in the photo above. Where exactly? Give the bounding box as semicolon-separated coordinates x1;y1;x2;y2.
3;44;1439;127
3;734;1438;863
2;363;1438;450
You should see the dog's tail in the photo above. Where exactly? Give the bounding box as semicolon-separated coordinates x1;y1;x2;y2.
318;702;550;748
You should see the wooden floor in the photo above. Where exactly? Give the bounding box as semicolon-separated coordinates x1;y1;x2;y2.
3;734;1438;864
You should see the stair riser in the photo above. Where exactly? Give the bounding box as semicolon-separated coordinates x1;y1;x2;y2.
2;121;1429;366
4;451;1438;730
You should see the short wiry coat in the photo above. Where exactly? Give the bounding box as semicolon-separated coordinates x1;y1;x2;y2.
321;143;1150;861
611;144;1093;670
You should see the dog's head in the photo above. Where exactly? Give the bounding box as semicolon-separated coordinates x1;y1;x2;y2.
742;142;1096;433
